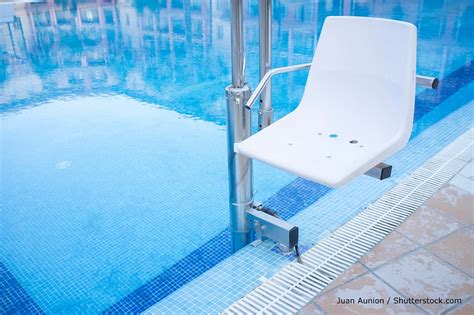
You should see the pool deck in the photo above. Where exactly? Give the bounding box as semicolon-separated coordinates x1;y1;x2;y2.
299;158;473;314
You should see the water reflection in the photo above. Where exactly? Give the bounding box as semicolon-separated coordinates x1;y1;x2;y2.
0;0;473;123
2;0;230;121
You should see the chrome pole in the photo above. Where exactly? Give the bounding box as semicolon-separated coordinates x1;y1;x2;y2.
231;0;245;88
258;0;272;129
226;0;253;252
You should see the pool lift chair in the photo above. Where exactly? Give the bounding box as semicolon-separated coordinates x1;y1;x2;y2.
225;1;438;260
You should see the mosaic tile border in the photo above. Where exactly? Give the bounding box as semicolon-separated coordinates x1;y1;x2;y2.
0;263;43;314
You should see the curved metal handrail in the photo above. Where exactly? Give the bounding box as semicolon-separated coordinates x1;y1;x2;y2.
245;63;311;109
246;63;439;110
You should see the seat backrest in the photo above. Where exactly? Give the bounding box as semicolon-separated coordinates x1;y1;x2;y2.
299;16;417;144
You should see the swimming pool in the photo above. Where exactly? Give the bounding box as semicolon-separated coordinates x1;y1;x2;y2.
1;0;473;313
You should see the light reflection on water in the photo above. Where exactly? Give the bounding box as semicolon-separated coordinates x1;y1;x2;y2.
1;0;472;123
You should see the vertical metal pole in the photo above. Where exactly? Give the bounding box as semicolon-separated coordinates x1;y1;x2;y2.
230;0;245;88
258;0;272;129
226;0;253;252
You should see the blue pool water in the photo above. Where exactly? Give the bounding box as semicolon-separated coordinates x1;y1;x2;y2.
1;0;473;313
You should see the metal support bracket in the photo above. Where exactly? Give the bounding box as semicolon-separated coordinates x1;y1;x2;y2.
416;75;439;89
365;163;392;180
250;219;264;247
247;207;299;249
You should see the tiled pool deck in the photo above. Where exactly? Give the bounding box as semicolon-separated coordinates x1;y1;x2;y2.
299;159;473;314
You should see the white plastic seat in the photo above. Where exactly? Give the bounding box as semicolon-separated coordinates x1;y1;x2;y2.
235;16;417;188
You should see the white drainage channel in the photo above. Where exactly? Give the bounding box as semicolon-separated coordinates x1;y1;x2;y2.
224;129;473;314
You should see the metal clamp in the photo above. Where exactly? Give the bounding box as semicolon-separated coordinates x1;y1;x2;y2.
247;207;299;249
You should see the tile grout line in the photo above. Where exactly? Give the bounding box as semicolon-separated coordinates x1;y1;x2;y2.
440;295;474;315
354;184;472;273
365;268;430;314
361;224;470;312
423;199;470;228
421;246;474;279
342;149;474;311
367;227;473;279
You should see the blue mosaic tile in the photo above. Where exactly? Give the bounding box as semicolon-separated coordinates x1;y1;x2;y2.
263;179;331;221
104;231;232;313
0;263;43;314
414;60;474;123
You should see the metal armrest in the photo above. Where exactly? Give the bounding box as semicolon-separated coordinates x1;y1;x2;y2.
416;75;439;89
245;63;311;109
246;63;439;110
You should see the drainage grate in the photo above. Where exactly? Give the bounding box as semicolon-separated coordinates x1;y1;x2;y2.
224;129;473;314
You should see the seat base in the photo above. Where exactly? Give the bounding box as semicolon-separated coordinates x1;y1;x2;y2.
235;110;406;188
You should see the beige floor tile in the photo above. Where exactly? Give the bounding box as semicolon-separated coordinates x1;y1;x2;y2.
425;184;474;225
428;228;474;276
297;302;326;315
315;273;422;314
374;249;473;313
321;263;367;294
397;205;462;245
449;174;474;195
360;232;418;269
446;299;474;315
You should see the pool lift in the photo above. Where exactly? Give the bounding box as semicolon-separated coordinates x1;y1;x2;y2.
225;0;438;259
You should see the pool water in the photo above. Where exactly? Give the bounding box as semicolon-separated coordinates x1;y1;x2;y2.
1;0;473;313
